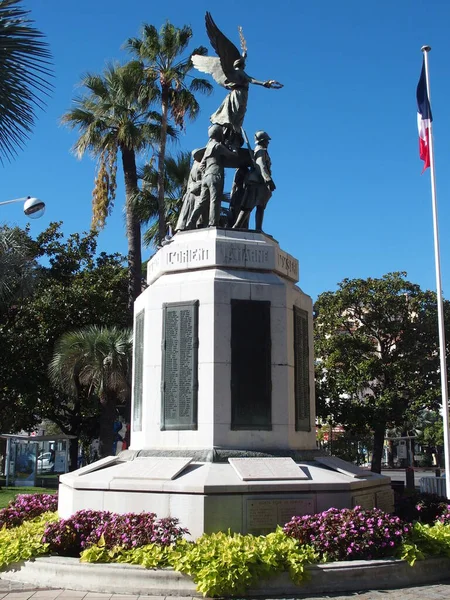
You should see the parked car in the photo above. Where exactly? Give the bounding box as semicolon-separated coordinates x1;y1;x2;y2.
37;451;54;472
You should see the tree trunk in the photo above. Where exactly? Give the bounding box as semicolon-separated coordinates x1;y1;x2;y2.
387;439;395;468
121;146;142;310
157;86;169;247
371;422;386;473
98;394;118;459
68;437;79;472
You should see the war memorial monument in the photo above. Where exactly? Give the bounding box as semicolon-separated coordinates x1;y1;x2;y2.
58;13;393;538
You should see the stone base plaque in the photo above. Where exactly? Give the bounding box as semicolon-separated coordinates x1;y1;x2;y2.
229;457;308;481
352;493;376;510
376;489;395;513
316;456;370;479
246;497;315;535
112;457;193;480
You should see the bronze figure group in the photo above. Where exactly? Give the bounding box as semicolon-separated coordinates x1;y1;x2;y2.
176;12;282;233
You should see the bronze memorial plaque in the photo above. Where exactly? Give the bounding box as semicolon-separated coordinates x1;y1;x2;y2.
293;306;311;432
246;498;315;535
161;300;198;430
231;300;271;429
132;310;145;432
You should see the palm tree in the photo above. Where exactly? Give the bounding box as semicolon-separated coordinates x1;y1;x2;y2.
125;22;213;246
134;151;191;248
49;325;132;460
0;0;52;161
62;61;171;308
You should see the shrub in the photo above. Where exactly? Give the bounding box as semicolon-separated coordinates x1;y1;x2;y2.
42;509;112;556
437;504;450;524
0;493;57;529
80;529;319;597
283;507;410;561
394;491;448;524
42;510;188;557
0;512;58;568
400;521;450;565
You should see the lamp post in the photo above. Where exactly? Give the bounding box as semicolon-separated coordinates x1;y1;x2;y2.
0;196;45;219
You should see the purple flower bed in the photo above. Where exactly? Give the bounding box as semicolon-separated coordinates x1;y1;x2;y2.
42;509;189;557
0;493;57;529
283;507;410;561
438;504;450;524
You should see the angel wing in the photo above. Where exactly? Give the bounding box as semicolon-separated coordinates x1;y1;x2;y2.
191;55;227;87
205;12;242;82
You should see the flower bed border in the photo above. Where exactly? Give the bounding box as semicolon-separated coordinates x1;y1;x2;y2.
2;555;450;597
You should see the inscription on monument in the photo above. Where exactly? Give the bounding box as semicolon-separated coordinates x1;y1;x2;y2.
316;456;369;478
246;498;315;534
112;457;193;481
277;251;298;280
376;489;395;513
222;244;270;266
161;301;198;430
352;493;376;510
167;247;209;266
132;310;144;432
293;306;311;431
229;458;308;481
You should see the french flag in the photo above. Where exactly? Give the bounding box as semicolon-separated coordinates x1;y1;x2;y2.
416;59;432;172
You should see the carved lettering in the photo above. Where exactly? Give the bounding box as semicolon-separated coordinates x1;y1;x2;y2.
167;247;209;266
224;246;269;265
161;301;198;430
278;252;298;277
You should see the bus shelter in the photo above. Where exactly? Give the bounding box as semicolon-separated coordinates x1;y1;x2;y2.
0;433;75;487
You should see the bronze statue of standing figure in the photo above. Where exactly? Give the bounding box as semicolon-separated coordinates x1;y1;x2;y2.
185;124;241;229
233;131;275;231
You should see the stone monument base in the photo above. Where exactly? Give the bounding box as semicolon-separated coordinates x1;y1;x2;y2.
58;453;393;539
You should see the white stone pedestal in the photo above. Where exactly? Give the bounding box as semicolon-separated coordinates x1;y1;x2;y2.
131;228;315;453
58;228;394;538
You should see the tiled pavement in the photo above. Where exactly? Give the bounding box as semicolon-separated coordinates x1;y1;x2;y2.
1;581;450;599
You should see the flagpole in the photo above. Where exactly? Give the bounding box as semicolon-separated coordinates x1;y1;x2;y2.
421;45;450;500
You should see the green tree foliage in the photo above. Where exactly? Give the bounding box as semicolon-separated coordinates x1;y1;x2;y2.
134;151;191;248
62;61;166;307
315;272;445;473
0;225;37;308
0;222;129;466
50;325;132;459
125;22;212;245
0;0;52;161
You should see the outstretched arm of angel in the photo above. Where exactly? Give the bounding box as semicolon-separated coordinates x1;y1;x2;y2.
247;75;283;89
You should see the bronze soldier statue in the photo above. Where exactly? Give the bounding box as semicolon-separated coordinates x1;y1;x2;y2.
175;152;203;232
233;130;275;231
185;124;241;229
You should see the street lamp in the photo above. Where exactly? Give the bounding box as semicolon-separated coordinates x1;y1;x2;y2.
0;196;45;219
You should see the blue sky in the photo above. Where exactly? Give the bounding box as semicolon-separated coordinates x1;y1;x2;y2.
1;0;450;301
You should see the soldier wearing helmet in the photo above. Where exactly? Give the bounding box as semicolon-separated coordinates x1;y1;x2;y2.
186;124;240;229
233;130;275;231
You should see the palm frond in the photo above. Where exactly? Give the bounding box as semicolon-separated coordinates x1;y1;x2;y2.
0;0;53;161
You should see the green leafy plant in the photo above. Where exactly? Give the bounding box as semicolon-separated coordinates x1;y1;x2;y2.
168;529;318;597
399;521;450;565
0;511;57;568
80;536;172;568
80;528;319;597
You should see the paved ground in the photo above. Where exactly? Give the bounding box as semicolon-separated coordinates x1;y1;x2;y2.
2;581;450;599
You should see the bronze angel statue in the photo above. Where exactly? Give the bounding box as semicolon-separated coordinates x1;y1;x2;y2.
192;12;283;149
